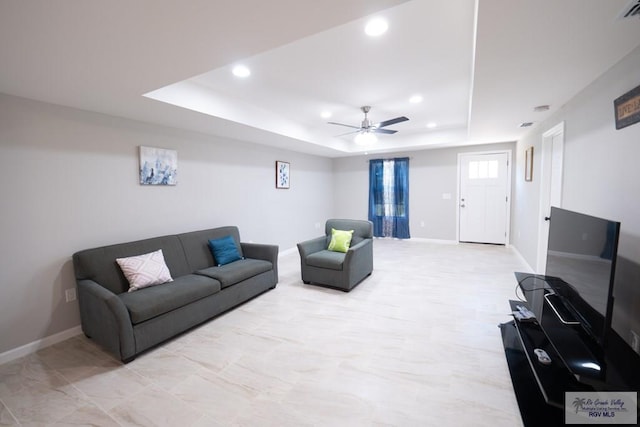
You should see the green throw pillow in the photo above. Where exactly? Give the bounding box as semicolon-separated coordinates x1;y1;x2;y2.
328;228;354;253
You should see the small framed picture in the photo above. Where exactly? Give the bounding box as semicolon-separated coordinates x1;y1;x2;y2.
525;146;533;182
139;146;178;185
275;161;290;189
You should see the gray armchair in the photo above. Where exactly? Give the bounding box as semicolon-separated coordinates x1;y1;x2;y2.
297;219;373;291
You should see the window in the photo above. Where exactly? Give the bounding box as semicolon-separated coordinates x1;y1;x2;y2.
469;160;499;179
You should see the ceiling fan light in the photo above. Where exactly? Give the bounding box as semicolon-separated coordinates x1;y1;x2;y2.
354;131;377;146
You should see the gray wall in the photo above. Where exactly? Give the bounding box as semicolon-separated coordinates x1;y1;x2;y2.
333;143;516;241
512;45;640;348
0;94;334;354
4;46;640;357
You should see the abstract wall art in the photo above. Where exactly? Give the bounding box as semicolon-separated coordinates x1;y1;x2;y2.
275;161;290;189
139;146;178;185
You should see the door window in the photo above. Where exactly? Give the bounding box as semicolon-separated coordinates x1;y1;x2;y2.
468;160;499;179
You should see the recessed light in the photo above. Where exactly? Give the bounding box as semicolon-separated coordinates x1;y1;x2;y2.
519;122;534;128
426;122;437;129
365;18;388;37
533;105;550;112
409;95;423;104
232;65;251;78
321;111;332;119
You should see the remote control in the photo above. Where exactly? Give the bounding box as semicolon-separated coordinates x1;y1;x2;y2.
516;305;535;318
513;305;536;322
534;348;552;365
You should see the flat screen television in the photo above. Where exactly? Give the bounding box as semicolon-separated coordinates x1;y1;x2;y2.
543;207;620;349
516;208;640;392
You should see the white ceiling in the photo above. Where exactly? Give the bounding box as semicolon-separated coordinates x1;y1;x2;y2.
1;0;639;158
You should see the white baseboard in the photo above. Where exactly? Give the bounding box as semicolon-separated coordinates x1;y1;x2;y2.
510;245;535;273
404;237;459;245
282;238;459;248
0;326;83;366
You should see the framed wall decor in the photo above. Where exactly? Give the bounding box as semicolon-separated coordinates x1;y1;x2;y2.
275;161;290;189
139;146;178;185
614;83;640;130
524;146;533;182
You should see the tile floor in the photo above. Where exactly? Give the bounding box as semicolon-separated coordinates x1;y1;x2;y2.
0;239;530;426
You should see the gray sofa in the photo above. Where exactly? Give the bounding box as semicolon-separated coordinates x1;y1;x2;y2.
297;219;373;292
72;226;278;362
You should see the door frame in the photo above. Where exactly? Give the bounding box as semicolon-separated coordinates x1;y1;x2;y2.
457;149;513;245
536;121;565;273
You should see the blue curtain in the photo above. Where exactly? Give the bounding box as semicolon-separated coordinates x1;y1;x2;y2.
368;157;410;239
368;159;385;236
392;158;410;238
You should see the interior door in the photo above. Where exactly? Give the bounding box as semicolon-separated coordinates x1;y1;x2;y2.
459;152;510;244
536;122;565;273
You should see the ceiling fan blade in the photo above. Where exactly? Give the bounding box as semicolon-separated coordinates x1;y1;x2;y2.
335;130;361;137
372;128;397;134
327;121;362;130
376;116;409;128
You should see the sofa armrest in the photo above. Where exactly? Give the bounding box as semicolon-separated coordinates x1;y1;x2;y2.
241;242;279;282
297;236;327;258
346;238;371;255
344;238;372;262
241;242;279;263
77;279;135;362
344;238;373;280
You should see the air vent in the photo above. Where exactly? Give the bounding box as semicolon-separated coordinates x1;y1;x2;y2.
519;122;534;128
618;0;640;20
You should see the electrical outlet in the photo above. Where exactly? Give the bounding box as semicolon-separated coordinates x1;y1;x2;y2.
314;222;321;229
65;288;77;303
631;330;640;353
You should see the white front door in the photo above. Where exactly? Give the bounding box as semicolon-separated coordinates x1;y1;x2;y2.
459;152;510;244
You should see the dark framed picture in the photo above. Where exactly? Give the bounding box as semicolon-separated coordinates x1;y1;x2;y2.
525;146;533;182
614;83;640;130
276;161;290;189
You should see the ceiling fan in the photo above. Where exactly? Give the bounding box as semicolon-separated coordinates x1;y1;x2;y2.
328;106;409;137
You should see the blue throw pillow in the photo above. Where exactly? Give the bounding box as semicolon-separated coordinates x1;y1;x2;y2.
208;235;243;266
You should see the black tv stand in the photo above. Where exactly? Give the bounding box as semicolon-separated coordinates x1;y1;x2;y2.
500;301;591;426
500;274;640;426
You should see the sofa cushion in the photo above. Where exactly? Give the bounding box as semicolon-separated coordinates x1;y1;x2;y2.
305;250;345;271
73;235;191;295
119;274;221;324
325;219;373;239
208;235;244;266
177;227;244;272
195;259;272;289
